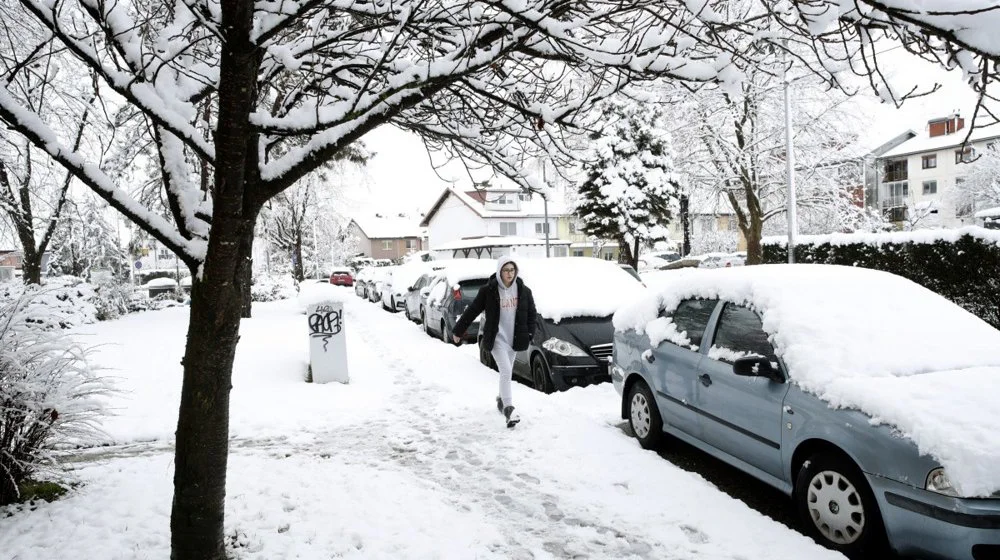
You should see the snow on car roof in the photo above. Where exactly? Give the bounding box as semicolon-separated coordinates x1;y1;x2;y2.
614;264;1000;496
439;258;497;286
517;257;645;322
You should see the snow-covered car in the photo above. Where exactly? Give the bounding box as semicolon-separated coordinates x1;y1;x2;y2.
698;252;746;268
611;264;1000;559
385;261;433;314
478;257;644;393
354;267;374;298
423;259;496;343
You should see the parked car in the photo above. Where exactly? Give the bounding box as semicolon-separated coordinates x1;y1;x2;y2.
698;252;746;268
403;272;436;323
354;267;374;298
329;268;354;286
611;264;1000;559
367;266;395;304
385;261;434;314
477;257;644;393
423;259;497;343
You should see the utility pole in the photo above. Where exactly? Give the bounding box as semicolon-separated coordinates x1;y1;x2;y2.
783;52;797;264
540;158;551;258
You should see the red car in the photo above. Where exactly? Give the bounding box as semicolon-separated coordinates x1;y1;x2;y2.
329;269;354;286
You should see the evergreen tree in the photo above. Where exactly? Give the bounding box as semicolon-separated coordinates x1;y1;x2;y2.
576;99;681;268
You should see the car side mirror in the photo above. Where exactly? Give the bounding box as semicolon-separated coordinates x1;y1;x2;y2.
733;356;783;383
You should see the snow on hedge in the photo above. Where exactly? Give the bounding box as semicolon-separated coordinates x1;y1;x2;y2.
762;226;1000;247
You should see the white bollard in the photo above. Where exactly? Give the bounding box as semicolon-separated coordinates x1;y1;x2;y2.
307;300;349;384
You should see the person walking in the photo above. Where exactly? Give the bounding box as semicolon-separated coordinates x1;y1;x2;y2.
453;257;536;428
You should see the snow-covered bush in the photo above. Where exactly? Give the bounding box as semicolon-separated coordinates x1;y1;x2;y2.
251;274;297;302
0;293;111;505
0;277;100;330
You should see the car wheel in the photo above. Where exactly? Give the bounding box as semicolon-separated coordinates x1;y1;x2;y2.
423;311;433;337
795;452;887;559
404;305;411;321
626;381;663;449
531;355;555;394
441;321;450;344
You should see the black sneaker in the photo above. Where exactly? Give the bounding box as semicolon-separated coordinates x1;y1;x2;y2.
503;406;520;428
496;396;503;414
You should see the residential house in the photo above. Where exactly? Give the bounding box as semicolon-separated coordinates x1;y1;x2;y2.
874;114;1000;228
347;213;426;261
0;249;22;268
420;185;621;260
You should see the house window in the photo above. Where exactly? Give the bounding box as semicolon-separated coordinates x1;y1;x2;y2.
534;222;549;235
382;240;392;250
883;159;908;182
568;222;578;234
158;249;172;260
922;180;938;195
499;222;517;236
572;249;584;257
921;154;937;169
955;147;975;163
603;251;614;261
518;193;531;202
405;239;415;249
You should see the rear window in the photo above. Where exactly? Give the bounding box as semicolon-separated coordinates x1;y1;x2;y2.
459;279;488;299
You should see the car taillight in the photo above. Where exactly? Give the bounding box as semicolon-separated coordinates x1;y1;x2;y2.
453;287;462;301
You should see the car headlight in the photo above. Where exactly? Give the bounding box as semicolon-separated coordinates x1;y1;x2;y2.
926;467;959;497
542;337;588;357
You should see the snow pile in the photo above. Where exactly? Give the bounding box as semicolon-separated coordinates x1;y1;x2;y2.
615;264;1000;496
297;281;349;312
518;257;646;321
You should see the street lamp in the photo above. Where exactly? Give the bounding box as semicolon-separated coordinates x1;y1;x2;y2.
782;49;797;264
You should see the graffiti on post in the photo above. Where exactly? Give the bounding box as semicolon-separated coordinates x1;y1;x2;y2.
308;304;343;351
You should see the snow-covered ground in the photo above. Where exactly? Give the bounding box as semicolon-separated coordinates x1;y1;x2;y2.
0;289;844;560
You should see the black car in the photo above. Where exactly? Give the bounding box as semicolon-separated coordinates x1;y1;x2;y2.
423;260;497;343
477;257;644;393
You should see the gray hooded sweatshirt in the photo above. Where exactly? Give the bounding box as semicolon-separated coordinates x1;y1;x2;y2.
494;257;519;349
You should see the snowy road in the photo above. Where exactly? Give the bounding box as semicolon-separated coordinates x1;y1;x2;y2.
0;292;845;559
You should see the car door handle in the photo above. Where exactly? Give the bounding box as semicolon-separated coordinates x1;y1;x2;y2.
644;352;655;363
699;373;712;387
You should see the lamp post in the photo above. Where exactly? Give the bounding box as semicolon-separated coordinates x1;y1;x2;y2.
783;52;797;264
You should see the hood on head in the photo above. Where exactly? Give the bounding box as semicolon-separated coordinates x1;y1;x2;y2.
496;257;518;286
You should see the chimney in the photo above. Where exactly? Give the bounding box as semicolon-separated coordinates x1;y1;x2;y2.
928;113;965;138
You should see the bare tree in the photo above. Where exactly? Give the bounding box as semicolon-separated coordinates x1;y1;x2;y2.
951;145;1000;216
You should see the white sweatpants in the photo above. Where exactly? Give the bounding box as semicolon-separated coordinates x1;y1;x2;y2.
491;340;516;408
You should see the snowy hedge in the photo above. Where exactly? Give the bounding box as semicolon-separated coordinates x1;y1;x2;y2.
763;227;1000;329
251;274;297;302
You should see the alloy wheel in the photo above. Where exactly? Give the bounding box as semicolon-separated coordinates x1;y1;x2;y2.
805;470;866;545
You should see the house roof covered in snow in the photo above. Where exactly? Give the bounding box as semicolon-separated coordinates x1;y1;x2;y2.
880;126;1000;159
350;214;425;239
432;235;571;251
420;186;571;227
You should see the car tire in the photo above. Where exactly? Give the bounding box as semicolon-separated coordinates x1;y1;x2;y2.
531;355;555;394
794;452;887;559
404;305;411;321
626;381;663;449
423;311;433;337
441;320;450;344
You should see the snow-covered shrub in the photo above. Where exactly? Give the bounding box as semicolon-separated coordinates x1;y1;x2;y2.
0;277;99;330
0;293;111;505
251;274;297;302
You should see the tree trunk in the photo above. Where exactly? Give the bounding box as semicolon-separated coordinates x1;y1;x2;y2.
238;225;255;318
744;219;764;265
170;1;256;557
680;195;691;257
292;234;304;282
617;238;633;265
631;237;640;270
19;245;41;285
